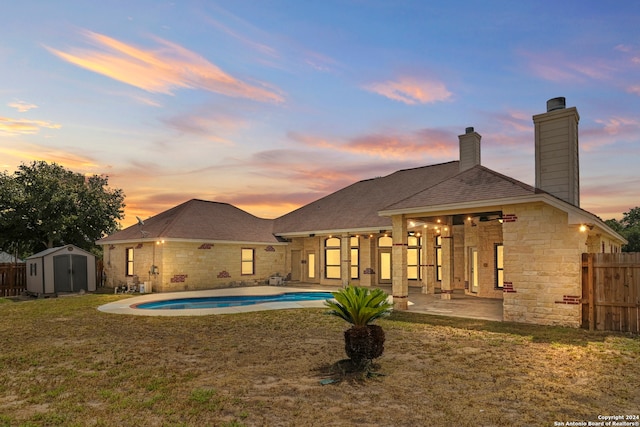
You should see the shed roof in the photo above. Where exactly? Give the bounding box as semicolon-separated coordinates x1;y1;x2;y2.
26;244;95;260
273;161;461;235
97;199;281;244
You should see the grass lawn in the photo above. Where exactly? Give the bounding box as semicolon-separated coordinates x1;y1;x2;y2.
0;294;639;427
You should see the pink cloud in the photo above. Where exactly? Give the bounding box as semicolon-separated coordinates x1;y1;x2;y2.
0;117;61;135
364;77;452;104
46;30;285;103
628;85;640;95
288;128;457;159
521;51;615;82
161;111;244;144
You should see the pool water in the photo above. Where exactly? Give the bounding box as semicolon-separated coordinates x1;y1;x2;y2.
134;291;335;310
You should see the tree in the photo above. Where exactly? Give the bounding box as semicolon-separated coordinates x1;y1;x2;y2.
606;207;640;252
0;161;125;256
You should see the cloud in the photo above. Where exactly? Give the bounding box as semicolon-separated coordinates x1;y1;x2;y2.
0;117;61;135
46;30;285;103
161;110;245;144
8;101;38;112
364;77;452;104
0;143;100;176
580;116;640;150
628;85;640;96
289;128;457;159
521;50;615;83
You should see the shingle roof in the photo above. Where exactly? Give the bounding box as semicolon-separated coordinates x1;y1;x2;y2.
0;251;22;263
273;161;461;234
383;165;537;211
97;199;280;244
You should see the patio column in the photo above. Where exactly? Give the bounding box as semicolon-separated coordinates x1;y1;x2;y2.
422;228;435;294
392;215;408;310
360;235;375;287
340;234;351;287
441;225;454;300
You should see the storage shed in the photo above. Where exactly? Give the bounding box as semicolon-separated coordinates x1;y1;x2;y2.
26;245;96;295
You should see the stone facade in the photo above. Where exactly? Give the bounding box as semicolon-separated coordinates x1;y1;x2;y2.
102;241;286;292
501;202;585;327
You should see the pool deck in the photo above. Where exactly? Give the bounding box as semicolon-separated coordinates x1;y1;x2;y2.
98;284;503;322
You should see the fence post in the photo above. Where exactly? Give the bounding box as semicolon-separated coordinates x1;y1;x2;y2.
588;253;595;331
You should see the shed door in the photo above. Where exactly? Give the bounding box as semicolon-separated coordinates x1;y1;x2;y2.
72;254;88;291
53;254;88;292
54;255;72;292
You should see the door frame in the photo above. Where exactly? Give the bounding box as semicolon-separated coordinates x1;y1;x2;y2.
469;247;478;293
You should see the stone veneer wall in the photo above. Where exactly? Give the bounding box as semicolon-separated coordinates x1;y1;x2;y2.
463;220;503;298
102;241;286;292
502;202;585;327
452;224;466;290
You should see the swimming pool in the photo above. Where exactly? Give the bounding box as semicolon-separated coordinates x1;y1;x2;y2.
97;286;338;316
134;291;335;310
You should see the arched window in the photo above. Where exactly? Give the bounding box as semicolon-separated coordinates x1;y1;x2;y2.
378;235;393;247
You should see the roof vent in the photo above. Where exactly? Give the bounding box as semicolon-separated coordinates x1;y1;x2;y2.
546;97;566;112
465;127;474;134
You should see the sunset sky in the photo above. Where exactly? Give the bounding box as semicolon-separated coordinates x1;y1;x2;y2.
1;1;639;228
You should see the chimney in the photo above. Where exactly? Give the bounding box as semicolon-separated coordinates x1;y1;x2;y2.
459;127;481;172
533;97;580;206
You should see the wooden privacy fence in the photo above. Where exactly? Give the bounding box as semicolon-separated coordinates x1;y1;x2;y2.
582;253;640;333
0;263;26;297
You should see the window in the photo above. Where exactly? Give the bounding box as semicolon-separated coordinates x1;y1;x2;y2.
350;236;359;279
308;253;316;279
435;235;442;282
495;244;504;288
378;235;393;247
408;235;422;280
325;237;341;279
125;248;134;276
241;248;254;275
30;263;37;276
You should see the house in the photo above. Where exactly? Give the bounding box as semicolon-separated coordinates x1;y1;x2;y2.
26;244;96;295
98;201;287;292
0;251;23;264
97;98;626;327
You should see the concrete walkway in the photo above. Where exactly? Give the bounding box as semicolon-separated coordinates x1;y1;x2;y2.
98;284;503;321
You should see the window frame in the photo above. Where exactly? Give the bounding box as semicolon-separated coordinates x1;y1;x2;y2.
495;243;504;289
125;247;134;277
435;235;442;282
407;235;422;280
324;237;341;279
241;248;255;275
350;236;359;280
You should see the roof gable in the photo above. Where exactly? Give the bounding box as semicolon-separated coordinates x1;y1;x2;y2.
98;199;280;244
27;244;95;260
273;161;461;234
383;165;537;211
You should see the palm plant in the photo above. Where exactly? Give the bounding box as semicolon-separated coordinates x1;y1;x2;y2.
325;286;393;367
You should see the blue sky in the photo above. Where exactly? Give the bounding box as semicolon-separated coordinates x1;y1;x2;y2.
1;1;639;226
